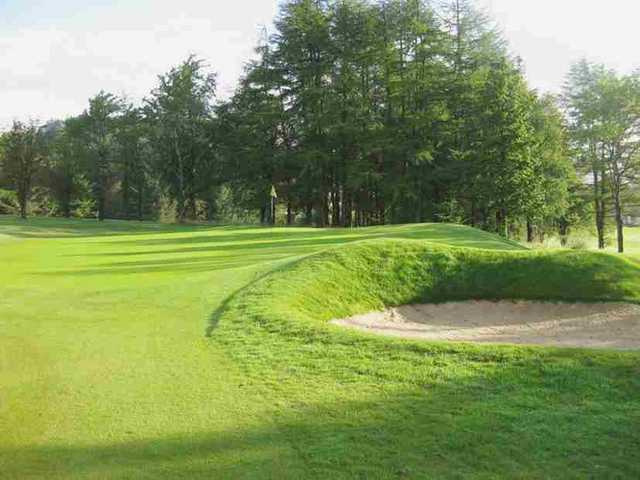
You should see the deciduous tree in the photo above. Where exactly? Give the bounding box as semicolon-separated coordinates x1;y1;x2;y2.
0;121;47;218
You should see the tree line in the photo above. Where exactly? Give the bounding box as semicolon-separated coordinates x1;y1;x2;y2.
1;0;639;251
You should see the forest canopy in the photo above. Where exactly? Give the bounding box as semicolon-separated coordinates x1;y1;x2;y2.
1;0;638;251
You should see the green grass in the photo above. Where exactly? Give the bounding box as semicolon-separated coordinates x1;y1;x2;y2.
1;216;639;479
610;227;640;255
531;226;640;256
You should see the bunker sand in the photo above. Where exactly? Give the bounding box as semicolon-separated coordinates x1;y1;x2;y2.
333;301;640;350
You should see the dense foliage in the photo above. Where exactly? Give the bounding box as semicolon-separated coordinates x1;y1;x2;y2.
219;0;572;235
563;60;640;252
0;0;637;247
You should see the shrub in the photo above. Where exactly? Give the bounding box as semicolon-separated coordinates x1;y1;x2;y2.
0;188;18;215
73;198;97;218
567;237;588;250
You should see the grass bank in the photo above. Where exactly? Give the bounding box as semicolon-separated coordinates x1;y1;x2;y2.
213;240;640;478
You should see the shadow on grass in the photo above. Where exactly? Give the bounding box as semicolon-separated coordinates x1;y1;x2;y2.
204;255;304;337
3;354;639;479
33;225;525;278
0;215;252;239
91;228;522;257
73;235;376;260
34;250;305;277
98;223;523;251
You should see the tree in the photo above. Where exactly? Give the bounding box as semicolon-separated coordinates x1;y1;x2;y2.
564;61;640;253
211;0;574;232
44;119;81;218
147;56;217;222
78;92;123;221
273;0;334;226
564;61;609;249
116;104;151;220
0;0;581;232
596;72;640;253
0;121;46;218
529;94;573;242
471;60;542;237
216;66;293;225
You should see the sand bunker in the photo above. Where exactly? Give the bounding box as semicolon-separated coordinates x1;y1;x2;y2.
332;301;640;350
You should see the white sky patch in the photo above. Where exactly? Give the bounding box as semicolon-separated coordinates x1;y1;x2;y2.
0;0;638;128
478;0;640;94
0;0;279;128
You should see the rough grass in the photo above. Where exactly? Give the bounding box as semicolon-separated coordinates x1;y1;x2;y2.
1;216;639;479
212;240;640;478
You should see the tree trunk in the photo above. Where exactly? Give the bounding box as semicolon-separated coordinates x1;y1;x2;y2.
342;194;352;227
470;201;476;228
496;209;507;238
318;194;329;227
187;193;197;220
173;133;187;224
614;188;624;253
137;184;144;221
18;178;28;218
122;168;130;219
95;151;108;222
378;196;385;225
596;202;606;249
62;195;71;218
593;170;605;249
331;188;341;226
175;192;187;224
559;221;569;247
97;192;105;222
286;201;293;225
19;194;27;219
305;203;313;226
61;183;72;218
205;196;216;222
526;219;534;243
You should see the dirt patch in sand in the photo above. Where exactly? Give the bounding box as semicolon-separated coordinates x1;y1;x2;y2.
332;301;640;350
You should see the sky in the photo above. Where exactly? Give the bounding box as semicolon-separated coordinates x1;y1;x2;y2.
479;0;639;93
0;0;638;128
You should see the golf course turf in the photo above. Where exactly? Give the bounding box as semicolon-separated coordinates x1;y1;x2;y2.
1;216;639;479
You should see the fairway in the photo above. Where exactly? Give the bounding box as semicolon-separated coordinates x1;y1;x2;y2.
2;216;640;479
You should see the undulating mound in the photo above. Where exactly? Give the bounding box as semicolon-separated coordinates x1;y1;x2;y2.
210;238;640;478
214;239;640;349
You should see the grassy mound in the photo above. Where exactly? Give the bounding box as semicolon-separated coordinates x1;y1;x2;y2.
213;239;640;478
216;239;640;342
